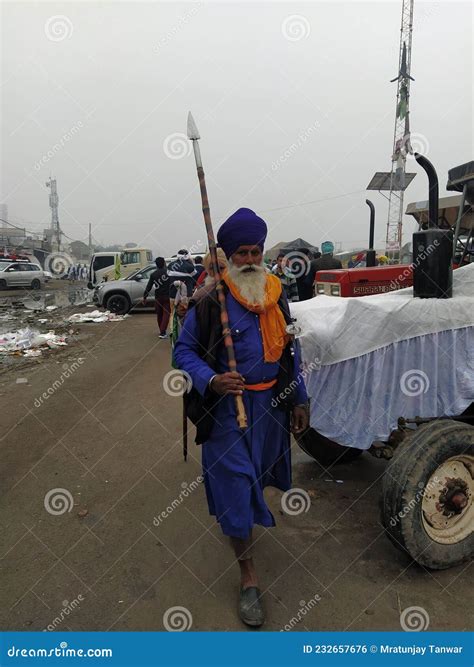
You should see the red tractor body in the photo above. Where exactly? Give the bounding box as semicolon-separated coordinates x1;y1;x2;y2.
315;265;414;297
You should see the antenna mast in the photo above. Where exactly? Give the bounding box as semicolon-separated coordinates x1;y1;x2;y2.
385;0;415;261
46;176;61;252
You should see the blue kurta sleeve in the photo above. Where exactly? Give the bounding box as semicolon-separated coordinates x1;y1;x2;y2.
292;339;309;405
173;307;215;396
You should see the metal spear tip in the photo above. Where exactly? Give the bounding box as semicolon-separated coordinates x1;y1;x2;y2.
187;112;200;140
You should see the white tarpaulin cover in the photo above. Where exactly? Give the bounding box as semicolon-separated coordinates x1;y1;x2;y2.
290;264;474;450
291;263;474;366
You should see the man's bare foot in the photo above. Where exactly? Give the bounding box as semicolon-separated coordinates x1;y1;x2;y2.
239;557;259;589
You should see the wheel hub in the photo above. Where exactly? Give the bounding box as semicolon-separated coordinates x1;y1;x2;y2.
421;455;473;545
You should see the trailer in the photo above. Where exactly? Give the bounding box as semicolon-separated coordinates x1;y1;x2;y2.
291;262;474;569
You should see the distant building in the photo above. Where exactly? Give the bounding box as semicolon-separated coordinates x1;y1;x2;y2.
70;240;91;260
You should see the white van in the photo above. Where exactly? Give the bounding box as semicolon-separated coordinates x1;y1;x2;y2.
88;248;153;287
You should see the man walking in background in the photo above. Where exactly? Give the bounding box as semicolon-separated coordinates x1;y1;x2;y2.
142;257;170;338
168;249;196;298
272;253;299;302
192;255;205;285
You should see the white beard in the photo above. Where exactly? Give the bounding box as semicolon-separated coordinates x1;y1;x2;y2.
228;261;266;307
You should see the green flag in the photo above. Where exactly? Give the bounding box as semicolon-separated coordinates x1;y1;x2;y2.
397;83;408;120
114;254;121;280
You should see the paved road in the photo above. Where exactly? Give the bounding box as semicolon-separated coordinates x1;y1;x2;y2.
0;311;470;631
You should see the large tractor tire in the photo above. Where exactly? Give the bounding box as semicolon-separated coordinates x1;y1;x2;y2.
296;427;363;468
381;420;473;570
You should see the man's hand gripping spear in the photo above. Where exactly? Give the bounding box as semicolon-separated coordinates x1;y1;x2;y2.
187;112;248;429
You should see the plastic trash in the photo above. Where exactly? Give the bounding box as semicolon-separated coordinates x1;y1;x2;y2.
0;328;67;353
67;310;129;323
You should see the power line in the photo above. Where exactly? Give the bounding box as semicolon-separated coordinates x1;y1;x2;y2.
261;189;366;213
0;218;39;236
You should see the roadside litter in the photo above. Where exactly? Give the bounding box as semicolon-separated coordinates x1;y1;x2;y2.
0;328;67;354
67;310;129;323
23;349;43;357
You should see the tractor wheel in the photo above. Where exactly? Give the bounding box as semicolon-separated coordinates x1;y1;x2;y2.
296;427;363;468
381;421;473;569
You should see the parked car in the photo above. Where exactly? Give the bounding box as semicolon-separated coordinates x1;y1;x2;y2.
92;264;156;314
0;260;46;290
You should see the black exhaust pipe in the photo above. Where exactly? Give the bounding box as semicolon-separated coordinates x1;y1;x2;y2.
412;153;453;298
365;199;376;267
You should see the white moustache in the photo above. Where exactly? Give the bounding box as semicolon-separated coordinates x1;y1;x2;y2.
234;264;265;274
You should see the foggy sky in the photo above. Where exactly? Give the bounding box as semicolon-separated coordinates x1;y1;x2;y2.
1;1;472;257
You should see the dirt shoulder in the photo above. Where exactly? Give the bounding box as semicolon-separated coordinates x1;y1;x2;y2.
0;312;470;631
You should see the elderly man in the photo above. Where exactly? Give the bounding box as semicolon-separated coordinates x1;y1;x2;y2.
174;208;309;627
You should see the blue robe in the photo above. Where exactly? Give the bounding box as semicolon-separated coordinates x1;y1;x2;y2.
173;292;308;539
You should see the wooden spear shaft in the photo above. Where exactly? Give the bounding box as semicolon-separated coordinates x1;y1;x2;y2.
187;112;247;429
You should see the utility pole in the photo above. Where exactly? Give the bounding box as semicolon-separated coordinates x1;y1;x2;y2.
45;177;61;251
88;223;92;258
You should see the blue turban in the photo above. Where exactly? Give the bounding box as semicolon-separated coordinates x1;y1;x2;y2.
217;208;267;259
321;241;334;254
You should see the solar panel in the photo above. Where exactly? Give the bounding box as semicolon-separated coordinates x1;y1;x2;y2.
366;171;416;191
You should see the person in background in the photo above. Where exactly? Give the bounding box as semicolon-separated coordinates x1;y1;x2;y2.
68;264;76;282
291;248;313;301
311;241;342;272
168;249;196;298
167;249;196;322
142;257;170;338
194;248;228;288
272;253;299;302
193;256;205;285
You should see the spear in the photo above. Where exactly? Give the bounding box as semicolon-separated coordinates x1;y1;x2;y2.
187;112;248;429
